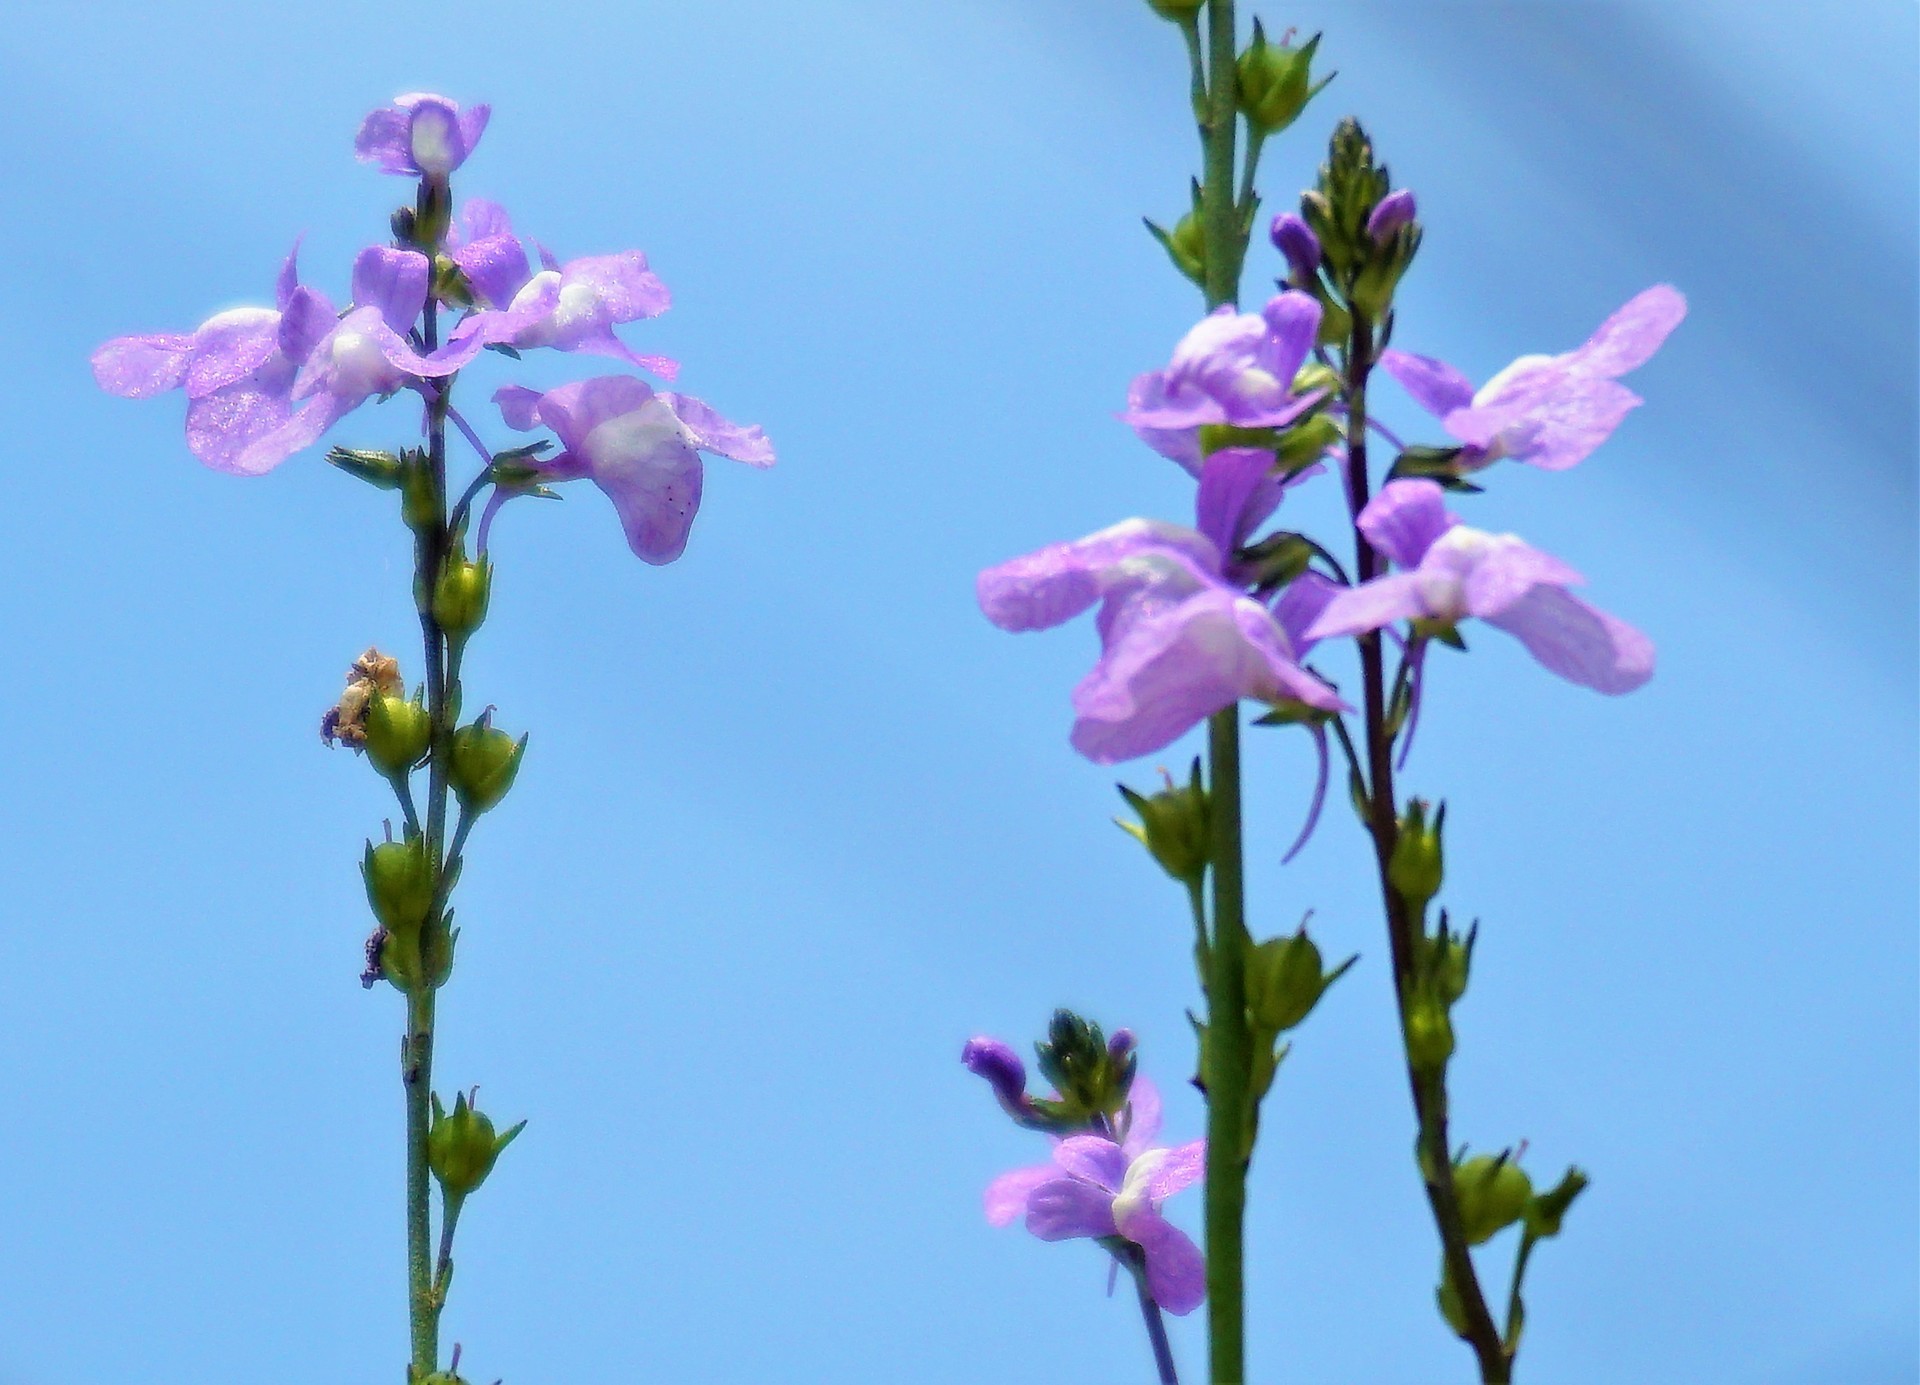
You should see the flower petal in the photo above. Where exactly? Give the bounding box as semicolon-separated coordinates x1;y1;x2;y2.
352;246;431;332
1271;571;1342;658
1195;447;1284;556
91;333;193;398
1025;1178;1118;1242
1124;1210;1207;1316
1306;572;1428;640
1358;479;1455;570
1119;1075;1163;1157
1053;1136;1128;1192
659;391;774;466
976;519;1220;634
184;307;281;399
1379;349;1476;419
1459;536;1584;619
493;384;544;432
1143;1139;1206;1201
1566;284;1686;378
1484;584;1654;694
566;252;670;322
984;1162;1055;1227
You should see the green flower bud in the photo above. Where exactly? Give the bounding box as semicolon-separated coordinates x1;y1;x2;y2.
1031;1009;1130;1126
363;835;434;932
1388;798;1445;910
449;717;526;815
1525;1166;1590;1240
1434;935;1471;1006
1454;1153;1534;1245
1274;412;1340;473
365;692;431;776
1246;926;1354;1033
1116;759;1211;888
1238;531;1314;593
432;549;492;638
1236;24;1330;136
1146;206;1208;287
326;446;405;491
427;1089;525;1199
1403;998;1453;1072
400;450;439;532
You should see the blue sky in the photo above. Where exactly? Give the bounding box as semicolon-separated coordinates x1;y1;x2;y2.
0;2;1912;1382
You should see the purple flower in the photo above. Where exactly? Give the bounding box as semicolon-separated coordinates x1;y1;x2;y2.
1306;479;1654;694
492;376;773;564
354;93;490;179
983;1078;1207;1316
434;200;677;379
1378;286;1686;472
1123;290;1326;474
91;244;337;475
1269;212;1321;280
1366;188;1417;243
977;470;1344;762
962;1037;1039;1125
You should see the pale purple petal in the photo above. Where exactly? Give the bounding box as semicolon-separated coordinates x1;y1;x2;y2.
1447;375;1639;471
91;333;193;398
352;246;430;331
1053;1136;1129;1192
1281;722;1331;863
531;375;658;454
1565;284;1687;378
1358;479;1455;569
1195;447;1284;555
1271;571;1342;657
402;95;465;177
1379;349;1476;419
984;1163;1056;1227
353;106;413;175
184;308;281;398
226;392;350;476
278;286;336;364
1458;536;1585;619
660;391;774;466
1307;572;1429;639
1119;1076;1163;1157
274;239;302;312
1125;1210;1207;1315
1485;585;1655;694
1234;600;1345;711
566;252;670;321
1124;371;1204;475
450;204;532;309
1025;1179;1118;1241
184;358;300;474
493;385;544;432
455;103;492;166
977;520;1221;633
1070;589;1256;762
1255;291;1322;388
1143;1139;1207;1200
578;405;705;565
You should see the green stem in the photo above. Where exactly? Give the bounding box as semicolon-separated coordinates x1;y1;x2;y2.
1194;6;1251;1382
432;1190;467;1311
404;987;437;1372
1344;312;1510;1384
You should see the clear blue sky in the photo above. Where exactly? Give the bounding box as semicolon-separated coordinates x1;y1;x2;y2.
0;2;1912;1382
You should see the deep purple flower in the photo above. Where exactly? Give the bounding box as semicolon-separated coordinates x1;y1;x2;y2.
354;93;490;179
1269;212;1321;280
962;1037;1038;1124
1123;290;1325;474
433;200;677;379
493;376;772;564
1366;188;1417;243
91;244;336;475
1307;479;1654;694
983;1078;1207;1316
977;469;1344;763
1378;285;1686;471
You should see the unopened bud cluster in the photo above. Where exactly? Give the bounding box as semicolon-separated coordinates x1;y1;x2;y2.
1283;117;1421;325
963;1010;1138;1137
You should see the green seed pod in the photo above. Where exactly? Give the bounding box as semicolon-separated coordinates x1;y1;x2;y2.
365;693;432;776
363;836;434;932
432;549;492;638
1454;1153;1534;1245
1388;799;1445;910
427;1089;526;1199
1236;24;1328;136
448;719;525;815
1116;759;1211;889
1403;999;1454;1072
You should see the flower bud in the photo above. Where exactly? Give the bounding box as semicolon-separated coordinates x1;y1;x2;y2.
363;835;434;932
432;549;492;638
326;445;405;491
1367;187;1417;243
961;1037;1039;1125
1246;927;1351;1033
1236;24;1328;136
1270;212;1322;281
427;1089;525;1199
448;716;525;815
1403;998;1453;1072
1454;1153;1533;1245
1274;412;1340;473
1525;1165;1589;1239
1034;1008;1130;1125
1117;759;1211;888
1146;207;1208;288
1388;798;1445;910
400;450;439;532
365;692;431;776
390;206;419;245
1434;935;1471;1007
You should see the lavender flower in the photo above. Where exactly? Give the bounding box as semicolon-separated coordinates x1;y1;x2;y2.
437;200;678;378
978;508;1343;764
983;1078;1207;1316
1123;290;1326;474
1378;285;1686;471
962;1037;1039;1125
354;93;490;179
1307;479;1654;694
91;245;333;475
1366;188;1417;243
492;376;773;564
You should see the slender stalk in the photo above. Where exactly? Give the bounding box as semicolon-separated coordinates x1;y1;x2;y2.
1195;6;1252;1381
404;987;438;1371
432;1191;467;1310
1131;1250;1182;1385
1342;312;1510;1383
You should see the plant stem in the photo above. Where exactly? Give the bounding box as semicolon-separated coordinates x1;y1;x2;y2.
1342;311;1510;1384
404;987;438;1372
1196;6;1252;1382
1131;1249;1182;1385
433;1191;467;1310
